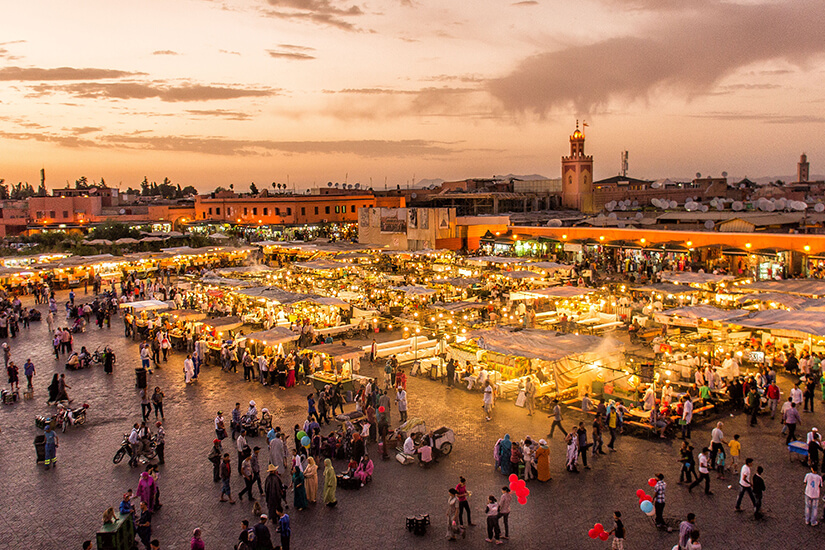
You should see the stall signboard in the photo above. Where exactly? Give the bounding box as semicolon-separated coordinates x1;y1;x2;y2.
381;209;407;233
564;243;582;252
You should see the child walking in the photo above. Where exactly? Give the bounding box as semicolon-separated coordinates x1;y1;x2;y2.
485;495;502;545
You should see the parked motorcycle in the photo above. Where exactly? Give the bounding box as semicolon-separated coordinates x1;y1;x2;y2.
113;432;157;464
35;403;89;432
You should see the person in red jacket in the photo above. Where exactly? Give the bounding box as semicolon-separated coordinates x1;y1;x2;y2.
766;381;780;419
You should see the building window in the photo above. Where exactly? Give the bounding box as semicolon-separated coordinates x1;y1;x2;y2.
287;208;292;215
50;210;56;218
314;207;319;215
351;205;356;213
273;208;278;215
325;206;330;214
264;208;269;215
253;207;258;215
301;207;306;216
244;207;248;216
228;207;232;215
334;206;339;214
37;211;43;218
208;208;212;215
216;208;221;215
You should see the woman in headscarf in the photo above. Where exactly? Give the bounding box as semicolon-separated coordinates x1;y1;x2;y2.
136;471;156;512
304;456;319;503
565;431;579;472
536;439;551;482
286;354;296;388
322;458;337;507
353;454;374;486
47;374;59;404
499;434;513;476
292;465;309;511
264;464;284;516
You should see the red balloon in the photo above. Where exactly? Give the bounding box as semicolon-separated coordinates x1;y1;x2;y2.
593;523;603;533
517;496;527;505
648;478;656;487
643;495;653;502
636;489;646;498
516;489;527;499
509;482;518;492
522;487;530;497
508;474;518;483
598;532;609;541
378;406;385;413
588;529;598;539
516;479;527;489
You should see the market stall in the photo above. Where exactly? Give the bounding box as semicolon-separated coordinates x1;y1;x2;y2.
303;343;369;392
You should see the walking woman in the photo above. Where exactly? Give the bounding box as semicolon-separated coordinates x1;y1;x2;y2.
499;435;513;476
304;456;319;503
536;439;551;482
47;373;59;404
323;458;337;507
292;465;309;511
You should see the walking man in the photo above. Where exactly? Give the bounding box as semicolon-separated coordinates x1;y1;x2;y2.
396;386;408;423
498;486;512;540
238;453;255;502
709;422;726;466
681;396;693;440
804;465;822;526
219;454;236;504
23;358;35;389
653;473;666;527
678;513;695;550
688;447;713;495
753;466;766;520
208;439;222;482
784;402;802;444
735;458;757;513
548;399;567;438
483;380;494;422
43;424;58;469
525;377;535;416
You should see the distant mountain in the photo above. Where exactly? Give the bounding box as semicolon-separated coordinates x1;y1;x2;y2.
500;173;550;181
415;178;445;188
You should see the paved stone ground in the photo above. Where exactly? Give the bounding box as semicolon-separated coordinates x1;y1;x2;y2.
1;289;824;549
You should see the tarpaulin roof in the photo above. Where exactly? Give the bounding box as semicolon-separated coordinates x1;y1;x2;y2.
738;280;825;298
659;271;734;285
243;327;300;344
517;287;596;299
629;283;700;295
657;306;749;322
467;328;621;362
500;271;543;280
391;285;437;295
237;286;314;305
735;293;809;309
526;262;575;271
730;310;825;337
200;316;244;331
302;343;363;360
119;299;172;312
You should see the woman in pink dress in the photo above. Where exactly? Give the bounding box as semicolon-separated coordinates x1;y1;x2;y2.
286;354;296;388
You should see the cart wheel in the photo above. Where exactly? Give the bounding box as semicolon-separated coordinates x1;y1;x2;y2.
440;442;452;455
113;448;127;464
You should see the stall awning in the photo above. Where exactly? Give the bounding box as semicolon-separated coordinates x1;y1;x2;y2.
293;260;343;272
738;280;825;298
201;316;243;331
166;309;207;322
119;300;172;312
656;306;749;322
431;301;486;312
526;262;575;272
500;271;543;280
301;296;351;308
659;271;734;285
243;327;300;345
628;283;699;295
391;285;437;296
467;328;622;362
735;293;809;309
237;286;314;305
303;343;363;360
731;310;825;337
516;287;596;299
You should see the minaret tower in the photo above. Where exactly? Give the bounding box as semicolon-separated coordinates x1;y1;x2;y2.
561;120;594;213
798;153;810;183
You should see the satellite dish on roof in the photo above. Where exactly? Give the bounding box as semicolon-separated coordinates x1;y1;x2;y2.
716;202;724;211
608;212;617;219
815;203;825;213
696;172;702;178
700;204;709;212
635;212;644;220
606;201;615;211
704;220;715;229
669;200;677;209
119;209;126;214
722;171;728;178
732;201;743;211
632;200;639;207
547;219;562;227
651;198;661;207
410;193;417;199
776;197;787;210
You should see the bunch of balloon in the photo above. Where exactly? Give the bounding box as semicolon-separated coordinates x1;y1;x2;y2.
507;474;530;505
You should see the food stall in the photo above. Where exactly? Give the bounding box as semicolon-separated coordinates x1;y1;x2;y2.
241;327;300;357
304;343;370;392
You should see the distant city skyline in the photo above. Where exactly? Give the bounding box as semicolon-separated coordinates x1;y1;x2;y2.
1;0;824;192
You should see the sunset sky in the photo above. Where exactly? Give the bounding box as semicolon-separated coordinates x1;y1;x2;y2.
1;0;824;192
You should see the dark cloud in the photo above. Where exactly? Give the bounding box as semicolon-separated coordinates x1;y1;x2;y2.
185;109;252;121
29;82;277;102
0;130;95;148
489;1;825;114
267;44;316;60
0;48;21;61
152;50;180;56
321;86;492;119
0;66;140;81
263;0;363;30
